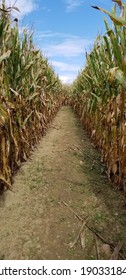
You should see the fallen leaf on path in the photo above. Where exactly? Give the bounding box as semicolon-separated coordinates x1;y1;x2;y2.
80;230;86;250
69;220;88;249
110;241;123;260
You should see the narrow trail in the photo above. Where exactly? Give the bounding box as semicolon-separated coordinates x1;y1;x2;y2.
0;106;126;260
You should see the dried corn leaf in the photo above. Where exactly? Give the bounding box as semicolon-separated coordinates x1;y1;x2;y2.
80;230;86;250
0;50;11;63
111;163;118;174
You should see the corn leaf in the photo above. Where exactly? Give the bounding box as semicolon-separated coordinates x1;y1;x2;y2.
91;5;126;26
0;50;11;63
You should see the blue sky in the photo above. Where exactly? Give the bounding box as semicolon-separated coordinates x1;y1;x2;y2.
5;0;120;83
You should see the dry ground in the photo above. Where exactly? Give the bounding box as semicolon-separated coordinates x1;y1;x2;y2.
0;106;126;260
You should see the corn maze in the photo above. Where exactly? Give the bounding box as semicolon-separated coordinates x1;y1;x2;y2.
0;0;126;203
1;0;126;261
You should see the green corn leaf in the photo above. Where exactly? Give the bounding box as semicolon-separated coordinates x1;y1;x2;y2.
115;68;126;87
90;92;102;103
91;5;126;26
28;92;40;101
12;6;20;13
24;62;33;72
22;111;34;127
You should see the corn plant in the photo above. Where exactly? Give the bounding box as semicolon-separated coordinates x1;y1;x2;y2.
0;0;63;190
71;0;126;193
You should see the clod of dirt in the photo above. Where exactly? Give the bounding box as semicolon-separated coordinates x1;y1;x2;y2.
101;244;111;258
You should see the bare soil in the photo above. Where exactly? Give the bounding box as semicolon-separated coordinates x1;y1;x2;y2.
0;106;126;260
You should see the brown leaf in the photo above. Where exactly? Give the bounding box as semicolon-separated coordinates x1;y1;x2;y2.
80;230;86;250
110;241;123;260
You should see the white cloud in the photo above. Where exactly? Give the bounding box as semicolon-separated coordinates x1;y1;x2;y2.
35;30;93;84
35;31;94;58
5;0;37;18
65;0;110;12
35;31;63;39
42;38;92;58
35;31;78;40
59;74;77;84
51;60;80;72
38;33;93;84
65;0;85;12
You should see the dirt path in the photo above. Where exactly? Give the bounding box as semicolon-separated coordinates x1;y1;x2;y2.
0;106;126;260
